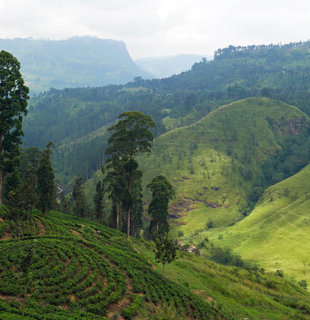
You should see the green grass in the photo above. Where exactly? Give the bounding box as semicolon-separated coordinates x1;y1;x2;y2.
206;163;310;285
136;97;308;234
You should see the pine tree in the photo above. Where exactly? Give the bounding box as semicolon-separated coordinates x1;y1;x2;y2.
72;175;87;218
0;50;29;204
6;169;38;240
37;142;55;217
93;180;105;224
148;175;175;239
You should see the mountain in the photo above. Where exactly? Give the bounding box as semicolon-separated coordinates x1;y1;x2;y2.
1;210;310;319
135;54;205;78
0;37;149;92
22;41;310;186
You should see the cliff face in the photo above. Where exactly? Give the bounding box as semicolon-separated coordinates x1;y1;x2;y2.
0;36;148;92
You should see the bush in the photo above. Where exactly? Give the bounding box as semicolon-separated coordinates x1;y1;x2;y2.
298;279;307;290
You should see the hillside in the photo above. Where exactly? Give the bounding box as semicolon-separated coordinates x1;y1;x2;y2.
135;54;204;79
205;163;310;284
0;209;310;319
0;37;149;92
22;41;310;185
85;97;308;230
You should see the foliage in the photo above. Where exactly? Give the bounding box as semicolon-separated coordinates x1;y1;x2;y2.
22;40;310;185
37;142;55;216
6;169;38;240
147;175;175;238
72;175;87;218
93;180;105;224
105;111;155;238
154;233;179;275
0;50;29;203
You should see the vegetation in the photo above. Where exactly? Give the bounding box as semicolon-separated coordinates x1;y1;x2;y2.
23;40;310;186
37;142;56;217
105;111;155;238
147;175;175;238
0;36;149;92
0;211;310;319
0;50;29;204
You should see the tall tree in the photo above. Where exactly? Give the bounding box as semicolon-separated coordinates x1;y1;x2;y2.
0;50;29;204
105;111;155;238
72;175;87;218
148;175;175;239
93;180;105;224
6;168;38;240
37;142;55;217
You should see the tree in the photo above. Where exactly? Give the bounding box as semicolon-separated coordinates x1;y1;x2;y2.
147;175;175;239
0;50;29;204
105;111;155;238
37;142;55;217
154;233;179;275
6;168;38;240
93;180;105;224
72;175;87;218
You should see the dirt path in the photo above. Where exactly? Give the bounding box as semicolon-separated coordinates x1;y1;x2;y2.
37;219;46;236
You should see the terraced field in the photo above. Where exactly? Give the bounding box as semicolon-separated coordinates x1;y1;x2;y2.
0;211;224;320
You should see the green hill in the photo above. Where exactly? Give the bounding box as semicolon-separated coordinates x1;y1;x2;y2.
137;98;308;231
1;210;310;319
207;163;310;284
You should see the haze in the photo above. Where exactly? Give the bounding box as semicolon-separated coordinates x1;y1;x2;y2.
0;0;309;59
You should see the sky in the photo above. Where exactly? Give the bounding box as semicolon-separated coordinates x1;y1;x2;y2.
0;0;309;59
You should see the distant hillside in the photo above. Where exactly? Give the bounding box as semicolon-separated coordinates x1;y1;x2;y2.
0;37;149;92
23;40;310;185
1;210;310;319
207;163;310;284
135;54;205;78
85;98;309;232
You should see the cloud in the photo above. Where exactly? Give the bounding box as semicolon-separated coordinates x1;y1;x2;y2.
0;0;309;58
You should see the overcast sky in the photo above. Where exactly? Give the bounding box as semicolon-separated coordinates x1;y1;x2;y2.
0;0;309;59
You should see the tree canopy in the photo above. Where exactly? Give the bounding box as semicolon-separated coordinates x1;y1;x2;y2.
0;50;29;203
105;111;155;238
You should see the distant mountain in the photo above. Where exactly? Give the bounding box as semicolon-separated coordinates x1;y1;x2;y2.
0;36;149;92
135;54;205;78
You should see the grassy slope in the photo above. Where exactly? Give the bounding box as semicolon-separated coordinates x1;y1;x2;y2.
208;163;310;284
137;98;308;234
1;211;310;319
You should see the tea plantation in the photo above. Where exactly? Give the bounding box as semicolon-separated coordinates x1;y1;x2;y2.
1;210;310;319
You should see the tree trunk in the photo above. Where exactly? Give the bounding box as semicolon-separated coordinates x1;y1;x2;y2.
116;202;120;231
0;132;2;205
0;171;2;205
127;208;130;239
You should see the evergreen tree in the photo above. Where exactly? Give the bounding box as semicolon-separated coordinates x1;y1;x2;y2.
72;175;87;218
148;175;175;239
105;111;155;238
105;159;125;231
6;168;38;240
0;50;29;204
37;142;55;217
93;180;105;224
